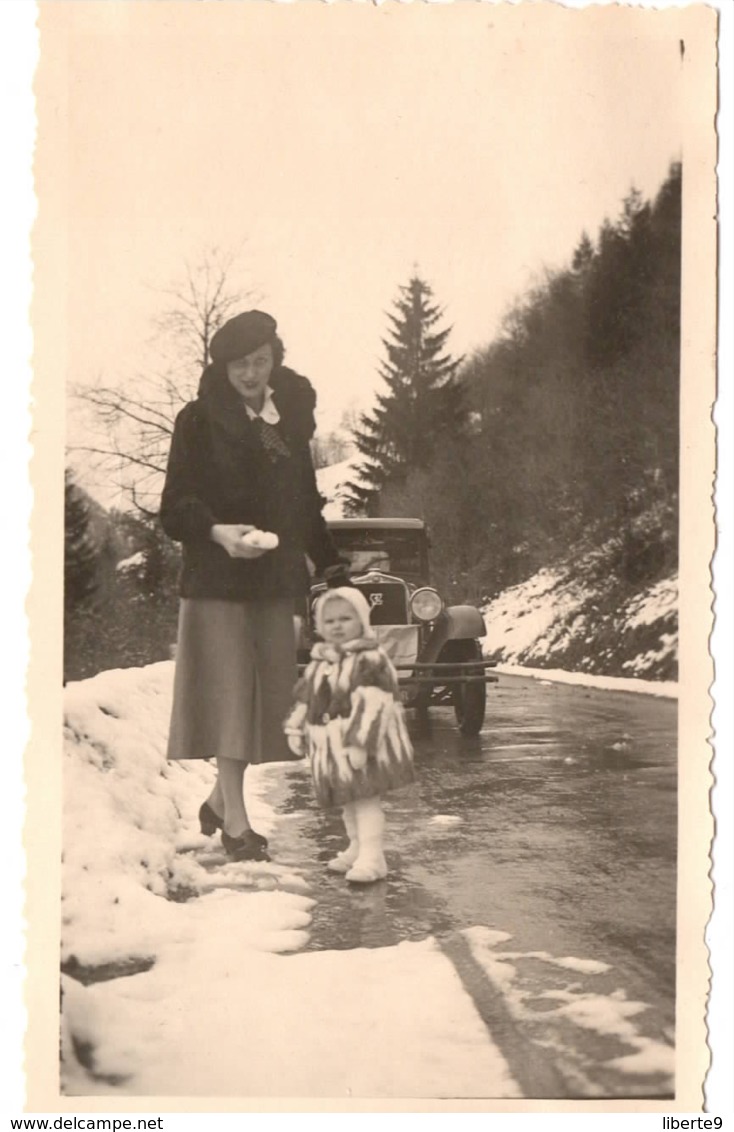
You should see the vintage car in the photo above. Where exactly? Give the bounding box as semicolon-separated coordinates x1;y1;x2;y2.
299;518;497;735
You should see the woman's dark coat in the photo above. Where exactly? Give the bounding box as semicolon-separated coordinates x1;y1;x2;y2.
160;363;340;601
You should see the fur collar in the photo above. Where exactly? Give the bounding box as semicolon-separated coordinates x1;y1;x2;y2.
310;638;377;663
196;363;317;442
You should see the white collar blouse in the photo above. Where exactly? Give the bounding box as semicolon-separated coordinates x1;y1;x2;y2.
243;385;280;425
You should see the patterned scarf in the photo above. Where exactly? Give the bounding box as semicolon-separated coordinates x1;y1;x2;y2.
253;416;292;462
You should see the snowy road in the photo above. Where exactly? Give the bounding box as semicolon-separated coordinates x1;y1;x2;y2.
261;674;677;1098
60;663;676;1099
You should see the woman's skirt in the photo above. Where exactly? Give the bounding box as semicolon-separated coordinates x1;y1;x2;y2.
167;597;298;763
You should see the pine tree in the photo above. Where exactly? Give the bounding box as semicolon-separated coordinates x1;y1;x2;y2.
64;470;100;613
345;275;465;513
140;515;181;600
571;231;594;274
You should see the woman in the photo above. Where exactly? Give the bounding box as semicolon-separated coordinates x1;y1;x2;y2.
160;309;347;861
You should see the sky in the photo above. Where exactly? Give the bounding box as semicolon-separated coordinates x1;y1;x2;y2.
46;1;688;454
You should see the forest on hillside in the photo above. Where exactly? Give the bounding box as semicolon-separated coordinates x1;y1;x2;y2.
364;164;681;608
64;474;181;682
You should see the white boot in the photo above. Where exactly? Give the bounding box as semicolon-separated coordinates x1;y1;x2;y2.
346;797;387;883
327;803;360;873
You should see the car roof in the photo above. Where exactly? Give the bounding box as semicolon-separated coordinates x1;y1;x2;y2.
327;518;425;531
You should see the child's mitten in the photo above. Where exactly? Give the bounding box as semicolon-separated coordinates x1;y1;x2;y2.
346;746;368;771
242;529;279;550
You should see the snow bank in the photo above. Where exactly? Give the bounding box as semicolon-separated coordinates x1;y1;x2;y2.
62;937;520;1097
62;662;313;969
61;663;521;1099
495;663;678;699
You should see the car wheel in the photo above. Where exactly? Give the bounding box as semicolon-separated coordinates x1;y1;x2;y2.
450;641;487;736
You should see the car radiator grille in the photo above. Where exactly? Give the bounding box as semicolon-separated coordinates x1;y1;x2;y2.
352;579;409;625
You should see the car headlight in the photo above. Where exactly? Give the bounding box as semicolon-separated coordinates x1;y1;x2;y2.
410;587;443;622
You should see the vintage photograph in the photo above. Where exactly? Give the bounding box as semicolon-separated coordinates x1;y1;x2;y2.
24;0;717;1111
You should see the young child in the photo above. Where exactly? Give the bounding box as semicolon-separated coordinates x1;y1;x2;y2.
283;587;415;883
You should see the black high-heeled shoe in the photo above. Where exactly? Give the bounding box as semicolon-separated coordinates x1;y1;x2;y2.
200;801;268;847
199;801;224;836
221;829;270;862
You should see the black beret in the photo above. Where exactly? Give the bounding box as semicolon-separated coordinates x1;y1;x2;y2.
209;310;277;364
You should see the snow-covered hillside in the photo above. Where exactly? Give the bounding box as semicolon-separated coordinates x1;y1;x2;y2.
316;462;677;684
481;547;677;683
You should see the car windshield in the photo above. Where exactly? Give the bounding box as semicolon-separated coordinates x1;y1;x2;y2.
328;528;427;583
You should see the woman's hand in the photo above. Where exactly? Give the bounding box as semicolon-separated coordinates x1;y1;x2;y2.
210;524;268;559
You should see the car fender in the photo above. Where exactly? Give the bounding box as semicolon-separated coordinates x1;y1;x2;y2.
445;604;485;639
418;605;485;663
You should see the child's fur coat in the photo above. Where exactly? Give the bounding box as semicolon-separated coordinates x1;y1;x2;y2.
284;638;415;808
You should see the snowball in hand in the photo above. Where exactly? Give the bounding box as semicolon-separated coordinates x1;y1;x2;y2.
241;529;279;550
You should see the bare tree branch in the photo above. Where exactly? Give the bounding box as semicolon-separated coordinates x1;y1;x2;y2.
74;247;258;513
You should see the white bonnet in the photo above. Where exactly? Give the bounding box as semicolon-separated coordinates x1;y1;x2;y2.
314;586;375;639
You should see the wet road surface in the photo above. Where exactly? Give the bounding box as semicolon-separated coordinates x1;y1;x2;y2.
266;674;677;1097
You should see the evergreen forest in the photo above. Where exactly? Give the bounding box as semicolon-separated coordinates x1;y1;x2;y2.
356;164;681;617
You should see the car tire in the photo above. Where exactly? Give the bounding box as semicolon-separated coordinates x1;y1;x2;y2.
450;640;487;736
